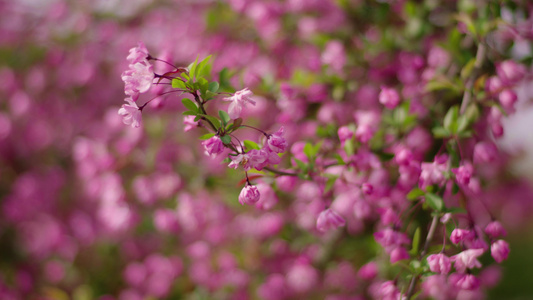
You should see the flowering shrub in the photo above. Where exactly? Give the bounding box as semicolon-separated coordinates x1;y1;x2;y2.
1;0;533;299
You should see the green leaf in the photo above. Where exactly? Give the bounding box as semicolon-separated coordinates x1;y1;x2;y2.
172;78;187;89
182;110;197;116
243;140;260;150
220;135;231;144
457;115;469;133
197;114;221;129
199;133;215;140
294;158;307;173
324;176;338;194
181;98;198;112
208;81;219;93
195;55;212;80
303;142;315;160
460;58;476;80
432;127;450;138
445;206;467;214
219;110;230;126
188;56;199;80
410;227;421;256
444;106;459;132
425;193;444;211
407;188;425;201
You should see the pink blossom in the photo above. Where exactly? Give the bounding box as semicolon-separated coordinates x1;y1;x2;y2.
448;273;480;290
422;275;449;300
239;184;260;205
496;60;526;84
267;127;288;153
491;240;510;263
316;208;345;232
223;88;256;119
427;253;452;274
379;86;401;109
127;41;149;64
118;98;142;128
485;76;503;94
498;89;517;112
389;247;409;263
357;262;378;280
452;249;484;273
122;61;154;98
450;228;474;245
374;228;410;252
452;162;474;186
473;142;498;164
484;221;507;239
337;126;353;144
286;261;319;294
419;158;448;189
183;115;199;132
202;136;225;157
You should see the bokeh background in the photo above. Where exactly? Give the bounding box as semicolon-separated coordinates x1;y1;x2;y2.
1;0;533;299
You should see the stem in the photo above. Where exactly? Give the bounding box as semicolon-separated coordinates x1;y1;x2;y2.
192;92;217;132
459;42;486;114
406;215;439;299
263;167;299;177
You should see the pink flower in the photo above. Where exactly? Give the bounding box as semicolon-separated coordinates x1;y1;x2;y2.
389;247;409;263
183;115;199;132
267;127;288;153
473;142;498;164
374;228;410;252
248;149;269;171
118;98;142;128
223;88;256;119
122;61;154;98
491;240;510;263
239;184;260;205
127;42;149;64
202;136;225;157
357;262;378;280
452;249;484;273
337;126;353;144
419;158;448;189
484;221;506;239
427;253;452;274
379;86;401;109
496;60;526;84
450;228;474;245
448;273;480;290
316;208;345;232
498;89;517;112
452;162;474;186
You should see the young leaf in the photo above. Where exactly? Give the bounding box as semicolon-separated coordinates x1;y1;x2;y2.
182;111;197;116
188;56;199;80
407;188;425;201
197;114;221;129
410;227;421;256
219;110;230;126
220;135;231;144
181;98;198;112
172;78;187;89
199;133;216;140
425;193;444;211
303;142;314;160
444;106;459;133
243;140;260;150
208;81;219;93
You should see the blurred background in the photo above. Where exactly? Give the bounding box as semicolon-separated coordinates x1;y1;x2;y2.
1;0;533;299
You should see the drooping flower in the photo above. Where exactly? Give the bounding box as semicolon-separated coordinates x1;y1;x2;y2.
118;98;142;128
222;88;256;119
122;61;154;98
484;221;507;239
316;208;345;232
427;253;452;274
379;86;401;109
491;240;510;263
452;249;484;273
127;42;150;64
267;127;288;153
448;273;481;290
201;136;225;157
239;184;260;205
450;228;474;245
183;115;200;132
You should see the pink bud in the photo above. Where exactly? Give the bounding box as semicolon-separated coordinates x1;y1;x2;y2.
449;273;480;290
337;126;353;143
379;86;401;109
452;162;474;186
485;76;503;94
452;249;484;273
498;89;518;112
473;142;498;164
450;228;474;245
239;185;260;205
202;136;225;157
267;127;288;153
316;208;346;232
390;247;409;263
485;221;507;238
427;253;452;274
362;183;373;195
491;240;510;263
497;60;526;84
358;262;378;280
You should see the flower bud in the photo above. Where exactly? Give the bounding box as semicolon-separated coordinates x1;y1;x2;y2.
450;228;474;245
379;86;400;109
498;89;518;112
427;253;452;274
491;240;510;263
497;60;526;84
267;127;288;153
337;126;353;144
485;221;507;238
316;208;345;232
238;184;260;205
202;136;224;157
